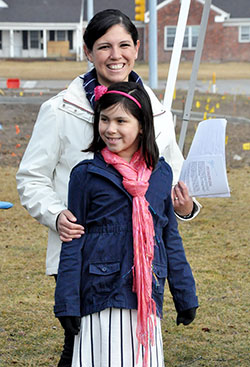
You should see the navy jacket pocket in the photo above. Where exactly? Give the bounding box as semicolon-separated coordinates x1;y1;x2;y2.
89;262;120;275
152;263;167;294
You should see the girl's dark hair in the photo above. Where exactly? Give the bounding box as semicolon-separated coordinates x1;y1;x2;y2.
83;9;138;51
85;82;159;170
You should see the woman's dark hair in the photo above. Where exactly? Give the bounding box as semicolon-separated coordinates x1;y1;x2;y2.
85;82;159;170
83;9;138;51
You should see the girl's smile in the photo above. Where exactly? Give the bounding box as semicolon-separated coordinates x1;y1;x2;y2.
99;103;142;162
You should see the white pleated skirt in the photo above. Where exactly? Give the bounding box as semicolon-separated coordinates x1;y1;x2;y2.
72;308;165;367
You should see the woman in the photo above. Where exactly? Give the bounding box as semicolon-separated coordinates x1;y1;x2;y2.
16;9;200;367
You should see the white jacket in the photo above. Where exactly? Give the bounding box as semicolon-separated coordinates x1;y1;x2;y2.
16;75;200;275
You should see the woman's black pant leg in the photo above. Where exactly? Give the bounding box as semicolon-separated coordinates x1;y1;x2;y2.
57;331;75;367
53;275;75;367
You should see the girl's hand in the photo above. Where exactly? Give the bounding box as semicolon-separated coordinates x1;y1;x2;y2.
176;307;197;326
58;316;81;335
171;181;194;217
57;209;85;242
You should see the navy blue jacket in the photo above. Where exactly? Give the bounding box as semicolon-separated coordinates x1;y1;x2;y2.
54;153;198;318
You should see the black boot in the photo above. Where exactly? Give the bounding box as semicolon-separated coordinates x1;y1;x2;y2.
57;331;75;367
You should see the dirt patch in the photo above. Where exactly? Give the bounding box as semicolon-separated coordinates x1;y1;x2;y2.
0;102;40;167
0;91;249;169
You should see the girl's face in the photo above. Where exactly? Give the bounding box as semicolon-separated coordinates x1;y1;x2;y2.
84;24;140;87
99;103;142;162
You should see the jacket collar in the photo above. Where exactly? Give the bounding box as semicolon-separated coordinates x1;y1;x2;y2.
87;152;132;201
86;152;161;201
63;75;93;114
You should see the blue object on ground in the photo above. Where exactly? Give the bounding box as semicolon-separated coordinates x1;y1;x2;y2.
0;201;13;209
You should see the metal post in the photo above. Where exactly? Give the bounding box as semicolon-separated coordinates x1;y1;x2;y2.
78;0;84;61
178;0;212;152
87;0;93;21
87;0;94;70
149;0;158;89
163;0;191;110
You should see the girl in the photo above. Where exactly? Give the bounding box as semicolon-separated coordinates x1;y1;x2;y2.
54;82;198;367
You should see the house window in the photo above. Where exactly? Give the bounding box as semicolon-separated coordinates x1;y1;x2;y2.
239;26;250;42
49;31;55;41
49;30;73;50
30;31;40;49
165;25;200;50
22;31;28;49
0;31;2;50
57;31;66;41
68;30;73;50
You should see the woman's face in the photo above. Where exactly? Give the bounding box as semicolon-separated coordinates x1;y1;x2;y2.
84;24;140;87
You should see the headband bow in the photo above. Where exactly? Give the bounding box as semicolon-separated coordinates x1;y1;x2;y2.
94;85;142;108
94;85;108;101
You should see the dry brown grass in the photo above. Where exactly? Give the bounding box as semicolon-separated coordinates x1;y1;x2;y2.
0;164;249;366
0;60;250;81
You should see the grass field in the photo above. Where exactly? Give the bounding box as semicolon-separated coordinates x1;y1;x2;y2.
0;164;249;366
1;60;250;80
0;60;249;366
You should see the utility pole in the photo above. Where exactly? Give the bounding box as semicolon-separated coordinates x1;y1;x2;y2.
87;0;93;21
149;0;158;89
87;0;94;69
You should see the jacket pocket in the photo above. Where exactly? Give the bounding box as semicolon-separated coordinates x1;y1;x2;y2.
89;262;120;275
152;263;167;294
88;261;121;294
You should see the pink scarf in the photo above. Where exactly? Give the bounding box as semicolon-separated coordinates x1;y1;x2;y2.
101;147;156;367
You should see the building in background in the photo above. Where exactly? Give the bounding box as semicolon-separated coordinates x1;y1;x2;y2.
0;0;84;60
152;0;250;63
0;0;249;62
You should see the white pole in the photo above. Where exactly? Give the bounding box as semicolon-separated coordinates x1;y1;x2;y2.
149;0;158;89
10;29;14;58
43;29;47;58
163;0;191;110
178;0;212;152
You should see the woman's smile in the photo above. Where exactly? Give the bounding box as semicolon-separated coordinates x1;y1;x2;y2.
107;63;125;70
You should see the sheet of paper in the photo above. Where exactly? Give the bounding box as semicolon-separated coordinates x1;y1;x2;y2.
179;118;230;197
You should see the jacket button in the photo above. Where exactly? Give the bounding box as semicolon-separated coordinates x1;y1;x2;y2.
102;267;107;272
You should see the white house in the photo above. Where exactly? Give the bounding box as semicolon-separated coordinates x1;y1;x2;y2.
0;0;84;60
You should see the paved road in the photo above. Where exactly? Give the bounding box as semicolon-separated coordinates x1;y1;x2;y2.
1;78;250;96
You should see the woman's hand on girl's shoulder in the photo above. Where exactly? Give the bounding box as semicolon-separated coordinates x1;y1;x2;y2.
57;209;85;242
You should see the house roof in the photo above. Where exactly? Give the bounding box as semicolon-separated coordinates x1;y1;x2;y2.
91;0;136;22
212;0;250;18
0;0;83;23
0;0;249;25
154;0;250;19
0;0;137;24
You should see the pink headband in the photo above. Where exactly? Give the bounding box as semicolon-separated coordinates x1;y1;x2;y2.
94;85;141;108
